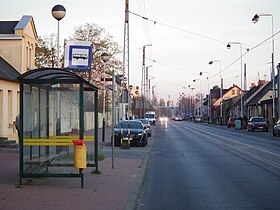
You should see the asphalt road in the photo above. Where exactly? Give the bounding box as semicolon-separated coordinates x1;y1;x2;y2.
137;120;280;210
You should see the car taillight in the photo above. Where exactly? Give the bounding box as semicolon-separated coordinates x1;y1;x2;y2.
147;125;150;128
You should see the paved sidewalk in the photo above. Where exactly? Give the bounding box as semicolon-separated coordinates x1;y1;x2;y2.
0;127;151;210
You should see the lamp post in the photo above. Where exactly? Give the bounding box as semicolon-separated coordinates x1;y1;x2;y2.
101;52;109;142
145;65;152;100
227;42;243;120
199;71;210;123
111;59;115;169
252;13;276;123
51;5;66;68
52;5;66;136
148;76;155;105
193;79;202;117
141;44;152;118
188;85;196;119
209;60;223;125
143;65;152;116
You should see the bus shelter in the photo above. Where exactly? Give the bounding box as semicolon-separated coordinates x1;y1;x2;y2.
18;68;99;187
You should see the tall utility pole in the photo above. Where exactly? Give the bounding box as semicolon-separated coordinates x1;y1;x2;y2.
141;44;151;118
122;0;129;120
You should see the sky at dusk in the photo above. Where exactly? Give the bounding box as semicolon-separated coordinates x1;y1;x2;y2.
1;0;280;103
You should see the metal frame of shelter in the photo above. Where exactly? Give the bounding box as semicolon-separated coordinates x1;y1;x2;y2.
18;68;99;187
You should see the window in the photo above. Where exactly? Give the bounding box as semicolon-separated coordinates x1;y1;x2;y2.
26;46;29;69
29;48;31;69
8;90;13;124
232;89;235;95
0;90;3;133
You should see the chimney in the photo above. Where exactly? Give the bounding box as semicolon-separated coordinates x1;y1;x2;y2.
258;79;265;86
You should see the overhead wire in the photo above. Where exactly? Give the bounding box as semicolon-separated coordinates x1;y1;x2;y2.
137;0;152;45
129;10;280;96
129;11;226;45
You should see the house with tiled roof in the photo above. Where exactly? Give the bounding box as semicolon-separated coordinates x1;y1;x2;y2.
243;77;277;125
0;16;38;143
210;84;242;123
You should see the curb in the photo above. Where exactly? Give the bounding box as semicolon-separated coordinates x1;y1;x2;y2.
124;154;149;210
123;135;154;210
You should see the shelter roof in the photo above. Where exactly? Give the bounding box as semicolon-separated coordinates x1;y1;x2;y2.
18;68;99;91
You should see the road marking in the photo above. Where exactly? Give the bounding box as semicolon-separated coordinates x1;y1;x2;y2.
169;121;280;171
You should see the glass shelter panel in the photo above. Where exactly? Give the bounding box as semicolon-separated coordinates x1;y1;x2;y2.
22;84;82;174
83;91;95;162
18;68;99;187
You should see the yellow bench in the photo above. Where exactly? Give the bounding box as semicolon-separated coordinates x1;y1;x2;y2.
24;136;94;146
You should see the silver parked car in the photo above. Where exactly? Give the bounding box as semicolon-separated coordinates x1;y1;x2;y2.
138;119;151;137
273;119;280;136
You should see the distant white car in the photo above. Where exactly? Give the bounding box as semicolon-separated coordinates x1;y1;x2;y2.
194;116;202;123
145;111;156;125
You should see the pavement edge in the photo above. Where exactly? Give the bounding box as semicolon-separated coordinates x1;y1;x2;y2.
123;152;150;210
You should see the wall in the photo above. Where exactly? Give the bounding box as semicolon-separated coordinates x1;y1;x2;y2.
0;80;19;140
0;39;22;71
0;17;38;141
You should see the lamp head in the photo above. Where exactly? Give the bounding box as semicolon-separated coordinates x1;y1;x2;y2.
101;52;110;62
209;61;213;65
52;5;66;21
227;44;231;49
252;14;259;24
199;72;203;76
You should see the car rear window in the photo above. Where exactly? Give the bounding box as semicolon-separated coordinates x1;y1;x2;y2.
139;119;149;124
117;121;143;129
251;117;265;122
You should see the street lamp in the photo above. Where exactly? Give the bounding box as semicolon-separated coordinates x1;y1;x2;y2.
209;60;223;125
199;71;210;123
193;79;202;118
227;42;243;121
141;44;152;118
51;5;66;68
252;13;276;123
188;85;196;119
101;52;109;143
142;65;152;116
52;5;66;136
145;65;152;100
101;53;115;168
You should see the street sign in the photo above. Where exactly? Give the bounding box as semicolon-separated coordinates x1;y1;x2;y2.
64;40;92;70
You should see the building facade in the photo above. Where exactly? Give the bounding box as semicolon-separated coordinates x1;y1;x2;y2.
0;15;38;140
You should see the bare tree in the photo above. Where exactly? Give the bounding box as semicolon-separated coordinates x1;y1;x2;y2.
71;23;122;81
159;98;166;107
35;34;57;68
